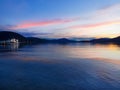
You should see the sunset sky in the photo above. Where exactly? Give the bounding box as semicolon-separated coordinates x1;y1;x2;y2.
0;0;120;38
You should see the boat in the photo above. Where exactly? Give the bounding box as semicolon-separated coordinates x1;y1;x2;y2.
0;38;19;45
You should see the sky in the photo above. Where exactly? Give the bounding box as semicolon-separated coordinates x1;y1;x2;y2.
0;0;120;38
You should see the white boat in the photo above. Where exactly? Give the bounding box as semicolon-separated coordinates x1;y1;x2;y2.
10;39;19;43
0;39;19;45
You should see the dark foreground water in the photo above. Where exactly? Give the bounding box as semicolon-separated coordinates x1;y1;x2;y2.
0;43;120;90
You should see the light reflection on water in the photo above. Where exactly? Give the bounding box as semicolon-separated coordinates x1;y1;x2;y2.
0;43;120;90
58;44;120;60
0;43;120;60
0;43;19;52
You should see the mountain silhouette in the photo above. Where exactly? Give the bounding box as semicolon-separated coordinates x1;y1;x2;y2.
90;38;111;43
27;37;76;44
89;36;120;44
27;37;49;44
0;31;120;45
0;31;27;42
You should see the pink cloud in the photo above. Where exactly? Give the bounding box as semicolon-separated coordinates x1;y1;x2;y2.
11;18;79;29
69;20;120;29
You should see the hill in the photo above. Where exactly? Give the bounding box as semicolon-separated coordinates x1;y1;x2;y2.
0;31;27;43
0;31;120;45
89;36;120;44
27;37;49;44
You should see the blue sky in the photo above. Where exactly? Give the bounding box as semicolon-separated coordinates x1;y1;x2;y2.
0;0;120;38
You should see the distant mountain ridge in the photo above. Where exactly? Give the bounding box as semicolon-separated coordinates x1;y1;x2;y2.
0;31;120;44
89;36;120;44
27;37;76;44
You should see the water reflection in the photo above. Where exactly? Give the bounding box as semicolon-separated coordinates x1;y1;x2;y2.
0;43;120;90
0;43;19;52
0;43;120;60
59;43;120;60
91;44;120;50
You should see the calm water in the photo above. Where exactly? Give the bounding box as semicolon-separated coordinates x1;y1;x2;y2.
0;43;120;90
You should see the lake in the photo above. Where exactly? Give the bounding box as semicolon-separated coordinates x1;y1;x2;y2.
0;43;120;90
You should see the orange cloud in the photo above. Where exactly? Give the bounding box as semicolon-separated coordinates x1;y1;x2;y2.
11;18;79;29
